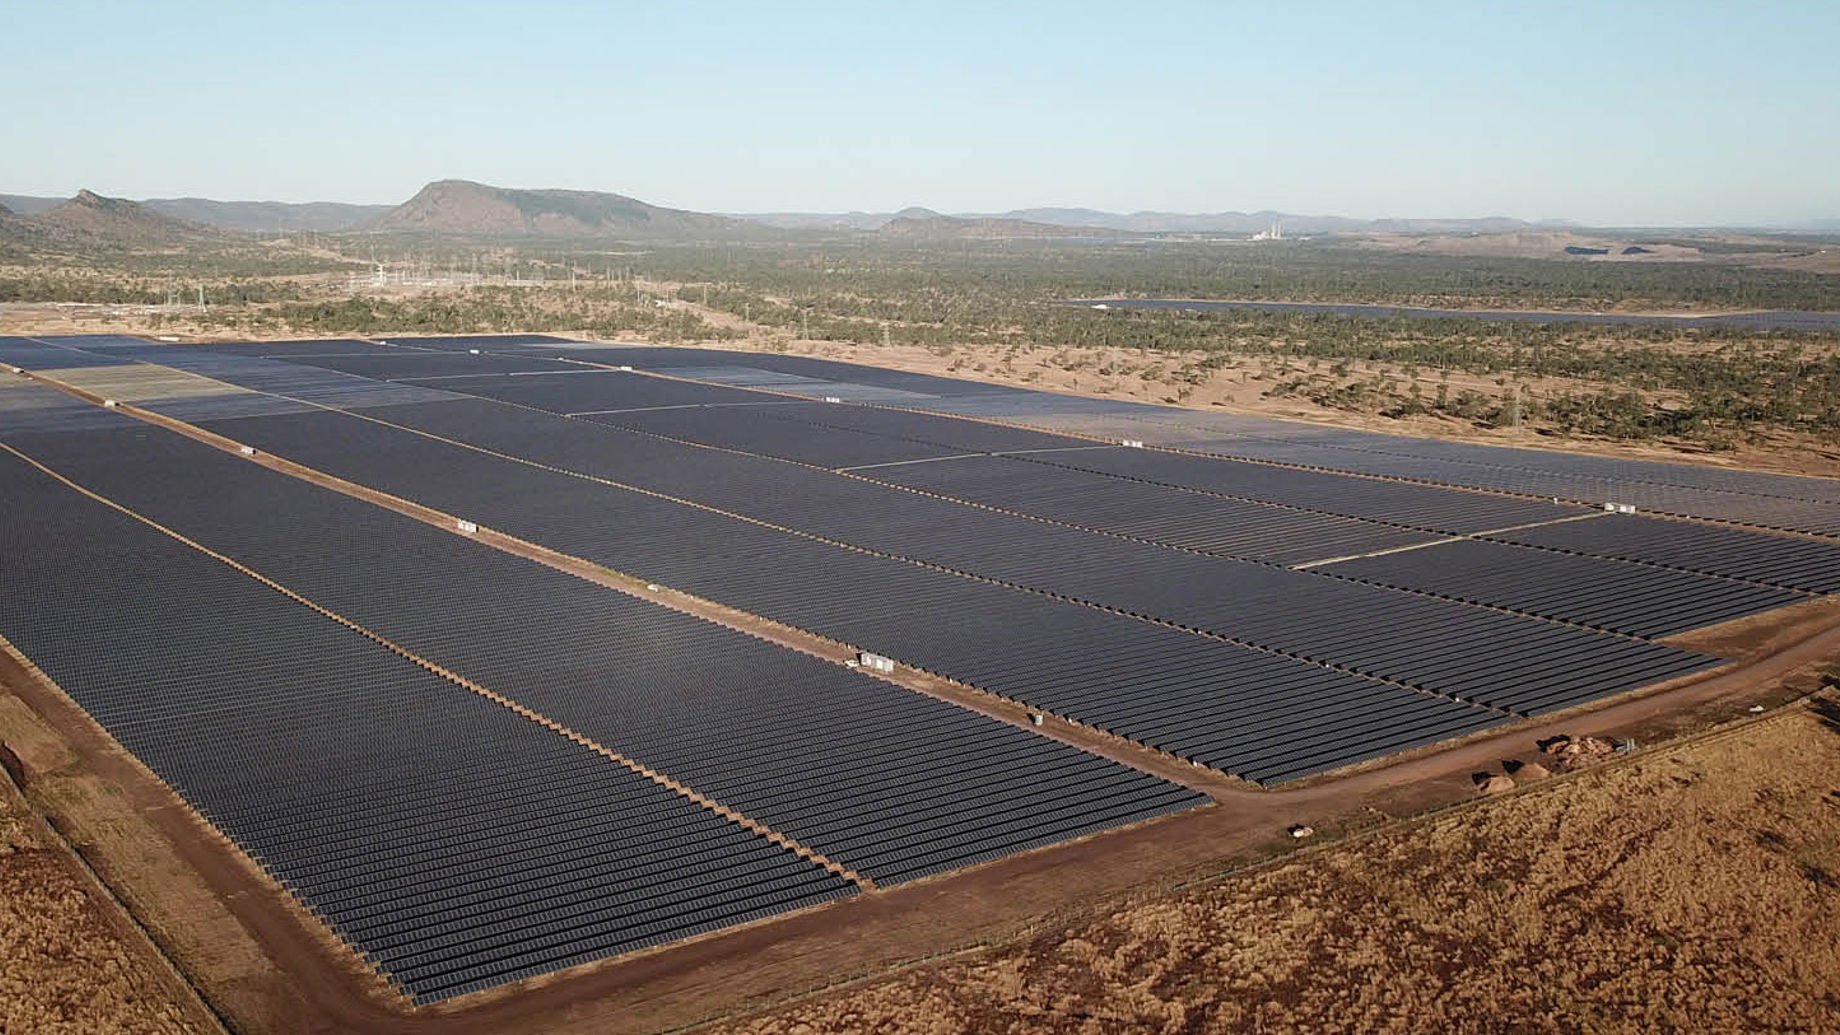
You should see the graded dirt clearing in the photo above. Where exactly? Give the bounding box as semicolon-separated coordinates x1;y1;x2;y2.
716;700;1840;1034
0;761;220;1035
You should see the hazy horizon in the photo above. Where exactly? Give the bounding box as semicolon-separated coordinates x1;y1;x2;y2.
3;1;1835;226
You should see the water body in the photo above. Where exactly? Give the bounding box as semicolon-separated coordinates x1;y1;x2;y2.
1070;299;1840;332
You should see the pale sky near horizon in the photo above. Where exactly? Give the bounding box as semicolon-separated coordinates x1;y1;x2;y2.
2;1;1835;226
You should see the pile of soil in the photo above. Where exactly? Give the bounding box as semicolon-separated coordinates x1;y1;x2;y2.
1542;734;1617;771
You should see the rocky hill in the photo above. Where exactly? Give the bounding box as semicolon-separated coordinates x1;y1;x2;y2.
0;189;230;250
28;190;226;246
368;180;758;239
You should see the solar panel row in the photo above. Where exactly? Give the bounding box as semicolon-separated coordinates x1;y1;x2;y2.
1492;516;1840;595
1025;448;1840;595
0;443;853;1003
1163;434;1840;536
0;335;131;370
1316;538;1804;639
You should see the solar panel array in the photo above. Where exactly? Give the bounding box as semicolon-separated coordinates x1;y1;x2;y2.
14;333;1829;1000
16;341;1726;716
7;416;1203;882
14;337;1831;774
129;400;1497;780
0;370;1209;999
152;334;1840;601
233;367;1765;652
324;397;1719;703
271;334;1840;592
1013;448;1840;594
0;443;853;1003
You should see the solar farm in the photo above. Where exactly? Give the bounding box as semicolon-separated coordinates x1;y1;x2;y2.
4;331;1839;1010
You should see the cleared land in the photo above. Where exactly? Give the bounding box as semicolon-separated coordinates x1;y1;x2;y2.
717;697;1840;1034
5;330;1840;1031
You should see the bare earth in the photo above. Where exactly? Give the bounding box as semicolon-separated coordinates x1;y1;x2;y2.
717;700;1840;1035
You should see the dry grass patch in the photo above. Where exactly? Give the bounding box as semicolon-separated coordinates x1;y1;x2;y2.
0;769;216;1035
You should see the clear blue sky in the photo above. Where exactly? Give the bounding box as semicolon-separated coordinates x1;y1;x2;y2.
3;1;1835;225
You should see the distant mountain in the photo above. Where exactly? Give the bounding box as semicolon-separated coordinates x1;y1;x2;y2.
0;193;62;216
368;179;759;239
0;192;385;231
738;210;895;231
25;190;226;246
956;209;1539;235
737;207;1542;236
878;212;1134;241
142;197;390;232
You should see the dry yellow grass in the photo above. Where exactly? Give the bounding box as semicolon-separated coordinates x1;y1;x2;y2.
0;770;215;1035
720;703;1840;1034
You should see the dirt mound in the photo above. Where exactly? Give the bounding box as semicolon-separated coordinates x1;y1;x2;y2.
1476;772;1516;795
1542;735;1617;771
